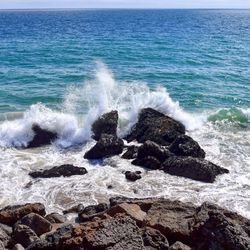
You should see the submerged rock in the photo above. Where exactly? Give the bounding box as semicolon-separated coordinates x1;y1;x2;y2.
125;171;142;182
84;134;124;159
169;134;205;158
92;110;118;140
125;108;185;145
29;164;87;178
163;156;229;183
27;124;57;148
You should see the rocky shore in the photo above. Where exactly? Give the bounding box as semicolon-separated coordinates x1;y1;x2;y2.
1;107;249;249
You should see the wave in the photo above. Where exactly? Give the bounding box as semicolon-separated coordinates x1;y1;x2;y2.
0;62;249;148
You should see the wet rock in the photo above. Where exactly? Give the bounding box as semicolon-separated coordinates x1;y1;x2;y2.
0;223;12;236
145;200;197;245
121;145;138;159
142;227;169;250
169;135;205;158
132;156;162;170
0;203;45;226
163;156;229;183
27;124;57;148
16;213;52;236
137;140;174;162
12;243;25;250
125;108;185;145
29;164;87;178
92;110;118;140
125;171;142;181
107;203;146;225
169;241;191;250
45;213;66;224
63;204;84;214
84;134;124;159
0;226;10;248
13;224;39;248
78;203;109;222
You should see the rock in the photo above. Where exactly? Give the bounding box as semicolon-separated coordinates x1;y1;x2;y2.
92;110;118;140
0;223;12;236
0;203;45;226
107;203;146;225
163;156;229;183
29;164;87;178
141;227;169;250
78;203;109;222
169;135;205;158
27;124;57;148
169;241;191;250
121;145;138;159
16;213;52;236
26;239;54;250
84;134;124;159
145;200;197;245
125;108;185;145
13;224;39;248
45;213;66;224
137;140;174;162
132;156;162;170
63;204;84;215
125;171;142;182
0;226;10;248
12;243;25;250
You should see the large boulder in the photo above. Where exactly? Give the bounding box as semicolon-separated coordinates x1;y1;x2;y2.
169;135;205;158
92;110;118;141
84;134;124;159
0;226;10;249
121;145;138;159
0;203;45;226
29;164;87;178
27;124;57;148
163;156;229;183
125;108;185;145
132;156;162;170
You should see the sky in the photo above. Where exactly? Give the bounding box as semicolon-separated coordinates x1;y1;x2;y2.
0;0;250;9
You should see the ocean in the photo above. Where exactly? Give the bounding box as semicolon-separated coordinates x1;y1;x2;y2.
0;9;249;218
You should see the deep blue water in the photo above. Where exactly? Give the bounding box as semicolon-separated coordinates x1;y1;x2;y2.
0;9;250;113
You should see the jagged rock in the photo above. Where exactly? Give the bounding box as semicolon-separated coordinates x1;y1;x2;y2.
125;171;142;181
107;203;146;225
142;227;169;250
27;124;57;148
78;203;109;222
92;110;118;140
84;134;124;159
63;204;84;215
137;140;174;162
163;156;229;183
132;156;162;170
169;241;191;250
169;135;205;158
12;243;25;250
0;223;12;236
145;200;197;245
0;226;10;248
13;224;39;248
45;213;66;224
121;145;138;159
125;108;185;145
16;213;52;236
0;203;45;226
29;164;87;178
26;239;54;250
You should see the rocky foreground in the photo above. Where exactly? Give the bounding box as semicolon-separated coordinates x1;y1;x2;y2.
1;108;249;249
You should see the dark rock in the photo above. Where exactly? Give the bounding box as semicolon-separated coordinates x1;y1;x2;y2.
29;164;87;178
142;227;169;250
27;124;57;148
169;241;191;250
12;243;25;250
45;213;66;224
137;140;174;162
16;213;52;236
26;239;55;250
63;204;84;215
13;224;39;248
92;110;118;140
121;145;138;159
84;134;124;159
0;203;45;226
163;156;229;183
125;108;185;145
132;156;162;170
125;171;142;182
169;135;205;158
78;203;109;222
